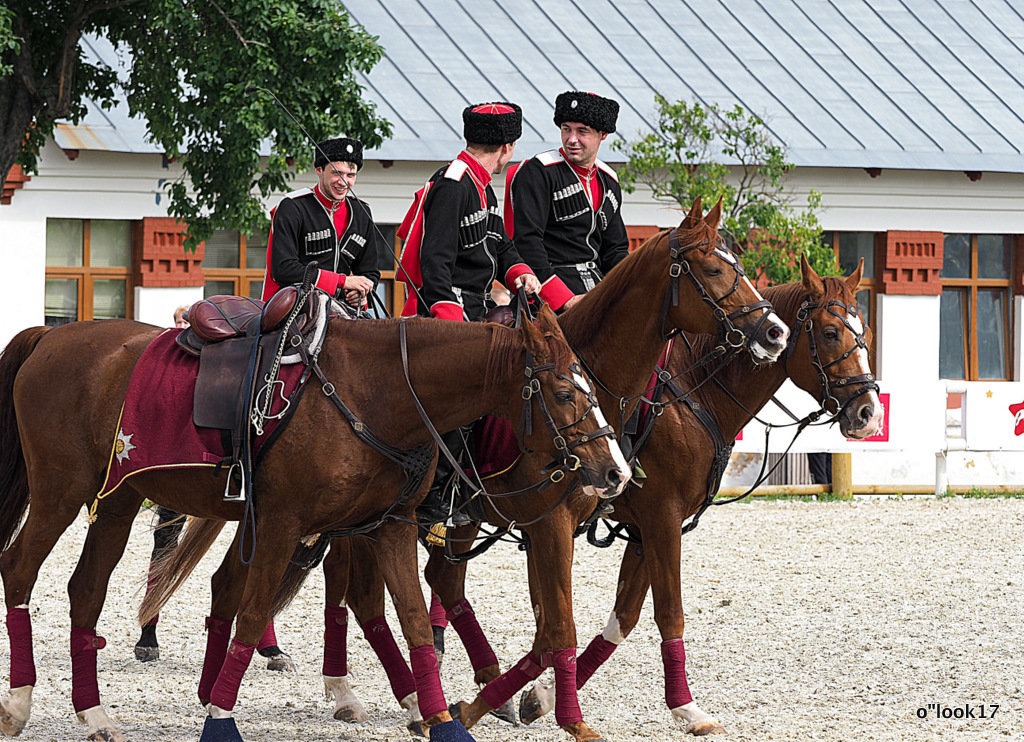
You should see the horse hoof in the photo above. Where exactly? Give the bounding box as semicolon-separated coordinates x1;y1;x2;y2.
427;719;475;741
333;703;369;723
265;651;296;672
690;720;727;736
0;707;26;737
87;729;127;742
518;682;554;724
446;702;465;724
199;716;244;742
407;719;426;737
134;645;160;662
488;698;518;726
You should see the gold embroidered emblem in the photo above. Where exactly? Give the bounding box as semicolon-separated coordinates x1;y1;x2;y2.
115;428;136;464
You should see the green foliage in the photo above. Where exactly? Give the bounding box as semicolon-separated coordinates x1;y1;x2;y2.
0;5;18;77
615;95;836;284
1;0;391;250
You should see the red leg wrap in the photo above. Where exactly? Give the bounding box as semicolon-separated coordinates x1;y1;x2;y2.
447;598;498;673
322;604;348;677
409;644;446;719
429;593;449;629
6;608;35;688
548;648;583;727
478;651;542;710
256;620;278;651
198;616;232;704
209;638;255;711
70;627;106;712
661;638;693;708
362;616;416;702
575;634;617;689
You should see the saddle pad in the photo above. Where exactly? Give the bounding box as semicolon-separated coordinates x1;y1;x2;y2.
95;329;305;499
470;416;522;479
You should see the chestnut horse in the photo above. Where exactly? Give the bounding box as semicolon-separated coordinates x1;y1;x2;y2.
515;256;884;734
0;306;627;742
150;200;792;742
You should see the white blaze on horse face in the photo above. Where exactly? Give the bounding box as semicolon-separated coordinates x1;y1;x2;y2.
714;248;789;362
845;311;883;436
573;371;630;493
602;611;626;644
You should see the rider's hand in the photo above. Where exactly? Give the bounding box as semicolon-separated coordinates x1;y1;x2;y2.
339;275;374;303
515;273;541;296
561;294;583;312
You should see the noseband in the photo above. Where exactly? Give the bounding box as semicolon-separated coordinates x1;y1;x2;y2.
660;228;775;348
786;298;880;418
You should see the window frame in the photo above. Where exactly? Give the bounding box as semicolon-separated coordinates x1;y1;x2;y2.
203;231;267;299
940;234;1013;380
45;219;134;322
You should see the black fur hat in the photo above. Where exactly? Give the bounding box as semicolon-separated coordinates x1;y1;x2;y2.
315;137;363;169
463;102;523;145
553;91;619;133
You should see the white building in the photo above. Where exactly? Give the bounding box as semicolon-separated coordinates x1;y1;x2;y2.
2;0;1023;491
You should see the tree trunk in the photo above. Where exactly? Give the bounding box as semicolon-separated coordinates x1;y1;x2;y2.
0;74;38;195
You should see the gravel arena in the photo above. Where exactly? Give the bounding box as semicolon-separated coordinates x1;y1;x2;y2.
4;496;1020;742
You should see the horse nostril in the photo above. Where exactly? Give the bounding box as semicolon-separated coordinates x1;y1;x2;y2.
859;404;874;424
606;468;623;488
767;325;782;341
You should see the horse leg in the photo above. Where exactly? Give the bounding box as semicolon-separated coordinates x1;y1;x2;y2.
423;526;516;725
196;534;249;708
319;540;369;724
428;593;447;664
643;514;724;736
520;540;652;725
65;496;144;742
372;520;474;741
0;493;90;736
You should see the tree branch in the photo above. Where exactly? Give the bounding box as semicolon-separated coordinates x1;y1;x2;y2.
208;0;268;49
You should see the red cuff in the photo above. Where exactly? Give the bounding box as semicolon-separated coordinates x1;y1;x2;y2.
504;263;535;289
430;302;464;322
315;269;342;296
538;275;575;311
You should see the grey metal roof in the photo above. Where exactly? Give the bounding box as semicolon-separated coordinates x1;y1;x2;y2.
62;1;1024;173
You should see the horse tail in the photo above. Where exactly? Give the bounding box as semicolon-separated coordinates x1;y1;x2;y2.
269;542;322;616
138;517;227;627
0;326;51;551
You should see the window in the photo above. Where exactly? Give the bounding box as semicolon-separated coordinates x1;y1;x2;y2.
822;231;879;361
45;218;133;325
203;230;267;299
939;234;1012;380
374;224;405;317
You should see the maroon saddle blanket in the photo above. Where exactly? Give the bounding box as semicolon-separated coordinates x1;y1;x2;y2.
96;329;305;499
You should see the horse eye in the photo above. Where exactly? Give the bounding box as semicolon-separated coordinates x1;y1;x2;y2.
555;390;574;404
705;267;722;277
823;328;840;341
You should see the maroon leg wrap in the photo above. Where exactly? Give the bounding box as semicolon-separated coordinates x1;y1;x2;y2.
322;604;348;677
256;620;278;652
661;638;693;708
70;627;106;712
575;634;617;689
479;651;543;710
409;644;446;719
198;616;232;704
547;648;583;727
429;593;449;629
362;616;416;702
447;598;498;673
209;638;256;711
6;607;36;689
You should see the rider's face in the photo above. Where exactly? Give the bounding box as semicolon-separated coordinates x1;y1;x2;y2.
560;123;608;169
317;161;358;201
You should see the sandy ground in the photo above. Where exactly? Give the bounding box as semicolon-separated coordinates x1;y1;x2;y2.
2;496;1021;742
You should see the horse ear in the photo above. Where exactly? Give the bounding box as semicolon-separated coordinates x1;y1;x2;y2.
800;253;825;299
704;197;723;229
845;258;864;292
519;306;542;346
536;303;559;331
680;196;703;229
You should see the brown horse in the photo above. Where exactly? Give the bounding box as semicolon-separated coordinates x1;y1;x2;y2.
0;306;627;742
150;200;792;742
515;256;884;735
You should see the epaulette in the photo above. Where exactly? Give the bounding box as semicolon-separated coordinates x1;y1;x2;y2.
595;159;619;183
284;187;313;200
444;159;470;181
535;150;562;166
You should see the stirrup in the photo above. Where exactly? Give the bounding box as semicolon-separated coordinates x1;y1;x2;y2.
222;463;246;502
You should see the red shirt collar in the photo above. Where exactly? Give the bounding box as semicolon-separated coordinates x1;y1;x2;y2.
559;148;598;178
313;183;345;210
458;151;492;186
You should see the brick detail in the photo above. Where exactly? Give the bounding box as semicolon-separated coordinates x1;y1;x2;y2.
879;231;943;295
627;225;661;253
2;165;31;205
134;218;205;287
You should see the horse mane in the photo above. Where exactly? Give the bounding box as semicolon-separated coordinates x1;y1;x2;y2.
483;322;573;392
559;220;715;345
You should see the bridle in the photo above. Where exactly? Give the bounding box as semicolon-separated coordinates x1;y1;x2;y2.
785;297;879;420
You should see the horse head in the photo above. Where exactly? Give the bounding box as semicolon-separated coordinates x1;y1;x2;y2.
517;305;630;497
786;255;883;438
659;197;789;364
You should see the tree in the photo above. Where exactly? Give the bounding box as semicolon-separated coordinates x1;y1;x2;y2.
614;94;836;285
0;0;391;248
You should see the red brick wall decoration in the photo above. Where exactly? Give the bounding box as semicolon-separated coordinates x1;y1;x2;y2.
1;165;31;205
627;225;661;253
134;217;205;287
879;230;943;295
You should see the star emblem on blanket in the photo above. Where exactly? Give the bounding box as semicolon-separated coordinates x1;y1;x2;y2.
114;428;136;464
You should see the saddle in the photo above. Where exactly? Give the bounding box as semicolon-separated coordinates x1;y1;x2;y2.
176;286;316;354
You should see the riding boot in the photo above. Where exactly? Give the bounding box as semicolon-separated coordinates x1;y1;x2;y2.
417;428;472;527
